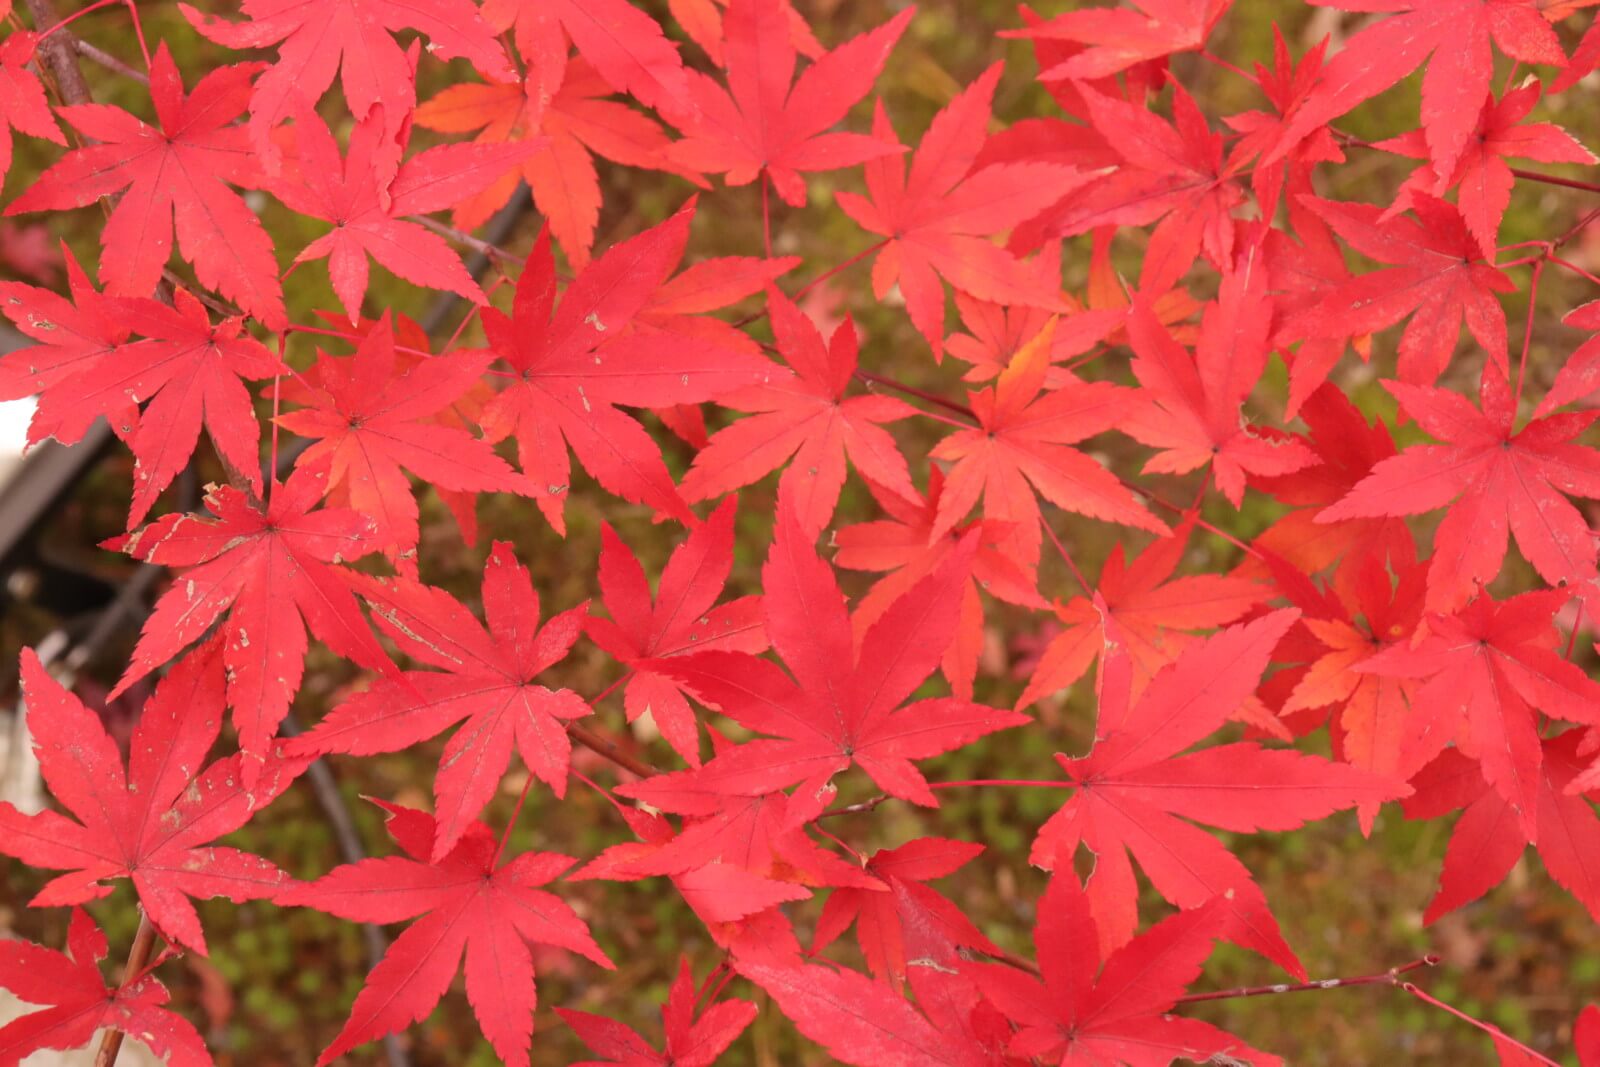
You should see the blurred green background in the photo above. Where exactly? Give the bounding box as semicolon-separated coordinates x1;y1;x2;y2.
3;0;1600;1063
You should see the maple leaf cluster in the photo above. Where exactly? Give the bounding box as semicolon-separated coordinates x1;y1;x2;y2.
3;0;1600;1063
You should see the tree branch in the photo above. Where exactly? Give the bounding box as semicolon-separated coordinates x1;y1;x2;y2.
92;913;158;1067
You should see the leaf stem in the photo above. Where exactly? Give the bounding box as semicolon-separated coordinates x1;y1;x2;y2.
122;0;149;71
35;0;120;39
93;913;159;1067
1513;258;1544;411
761;172;774;259
930;779;1070;790
1549;253;1600;289
1507;167;1600;196
492;772;537;868
853;369;976;419
820;778;1069;819
1040;514;1090;595
794;239;888;303
1402;982;1562;1066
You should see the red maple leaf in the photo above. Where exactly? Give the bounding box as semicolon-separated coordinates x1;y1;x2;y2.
0;910;210;1067
812;837;1000;990
1278;194;1512;386
931;319;1167;573
275;314;530;571
835;469;1045;700
1535;299;1600;416
180;0;512;165
1032;610;1407;976
1246;383;1414;583
278;800;612;1067
0;30;62;188
557;957;757;1067
5;43;284;327
1373;84;1596;257
476;203;773;533
32;287;285;529
1319;368;1600;613
294;310;500;546
835;64;1080;357
415;57;699;269
479;0;689;115
0;641;302;955
668;0;822;67
109;460;394;780
1018;516;1268;710
575;786;857;939
1403;738;1600;925
1357;589;1600;842
736;956;1001;1067
1262;176;1368;415
1557;12;1600;92
1264;546;1426;840
1123;249;1319;506
1009;82;1246;282
1223;32;1343;220
0;247;138;445
619;508;1028;812
945;234;1202;385
269;107;539;322
634;251;800;445
1269;0;1567;180
1006;0;1233;80
587;497;768;766
970;872;1281;1066
661;0;912;206
677;287;915;538
291;543;591;860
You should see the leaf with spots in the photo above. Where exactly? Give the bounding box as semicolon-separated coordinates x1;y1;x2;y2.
108;458;395;784
587;496;768;766
0;909;212;1066
0;641;304;956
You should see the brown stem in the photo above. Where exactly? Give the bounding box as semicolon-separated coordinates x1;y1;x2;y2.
568;721;659;778
412;215;527;267
69;32;146;83
23;0;93;105
93;913;159;1067
1175;955;1438;1004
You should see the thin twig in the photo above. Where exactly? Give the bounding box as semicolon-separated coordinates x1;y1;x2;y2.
1177;955;1438;1004
412;215;527;266
569;722;660;778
